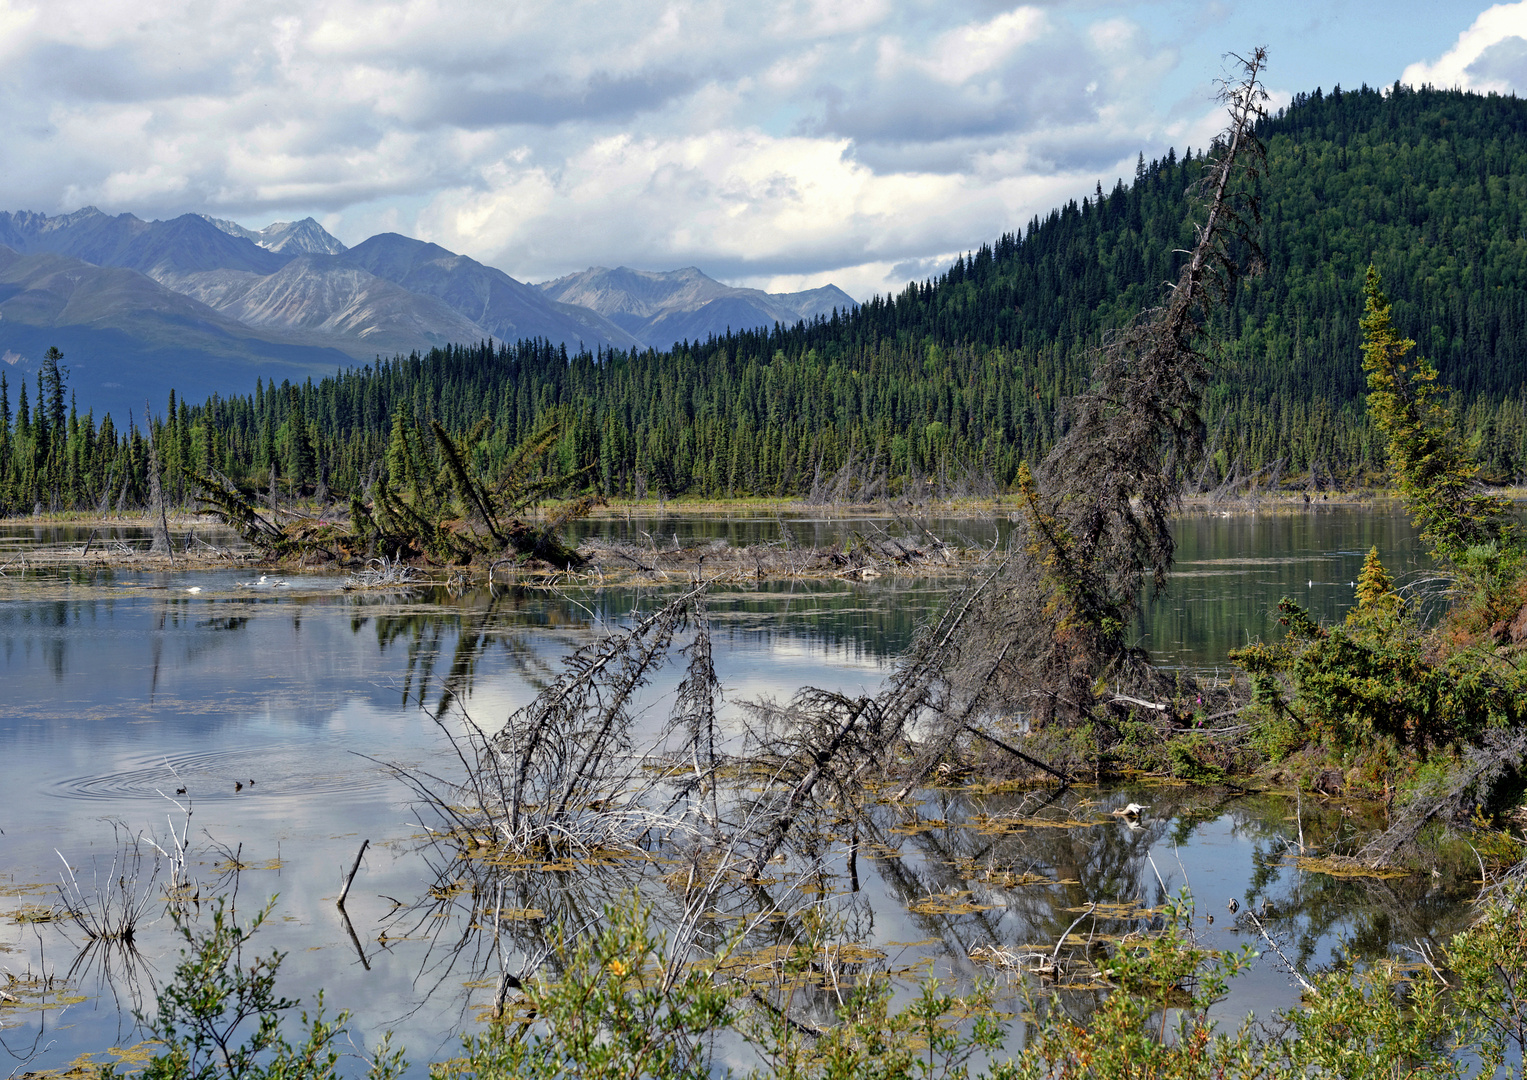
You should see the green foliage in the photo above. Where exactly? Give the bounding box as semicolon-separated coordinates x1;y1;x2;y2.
1275;960;1468;1080
1010;891;1262;1080
1360;265;1513;562
1443;542;1527;643
192;415;592;567
744;978;1012;1080
441;893;1012;1080
1444;880;1527;1069
437;895;732;1080
1354;545;1397;614
1246;705;1304;763
119;880;1527;1080
1228;263;1527;796
1166;736;1229;784
124;898;404;1080
1233;593;1527;776
1270;886;1527;1079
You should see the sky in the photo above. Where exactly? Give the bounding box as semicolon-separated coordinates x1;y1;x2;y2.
1;1;1525;301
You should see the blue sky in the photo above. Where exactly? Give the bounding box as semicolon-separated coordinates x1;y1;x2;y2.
0;0;1521;299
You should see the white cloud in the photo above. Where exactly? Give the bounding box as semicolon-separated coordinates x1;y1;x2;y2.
417;123;1149;297
0;0;1352;300
923;7;1046;86
1401;2;1527;93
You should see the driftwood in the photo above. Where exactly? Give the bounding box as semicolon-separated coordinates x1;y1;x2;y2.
746;694;873;878
337;838;369;908
1358;728;1527;868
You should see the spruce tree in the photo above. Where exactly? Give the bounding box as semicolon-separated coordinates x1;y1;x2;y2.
1360;265;1511;560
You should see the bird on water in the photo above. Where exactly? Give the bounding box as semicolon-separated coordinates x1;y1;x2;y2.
1110;803;1150;818
1228;897;1240;915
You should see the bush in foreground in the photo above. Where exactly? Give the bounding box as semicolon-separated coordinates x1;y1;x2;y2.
122;877;1527;1080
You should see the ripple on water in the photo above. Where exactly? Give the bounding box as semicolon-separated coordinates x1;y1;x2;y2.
50;743;396;802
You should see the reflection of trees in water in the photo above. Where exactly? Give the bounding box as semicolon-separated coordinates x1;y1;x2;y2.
1178;794;1482;970
700;579;946;662
363;570;1485;1034
858;788;1167;996
358;585;597;715
378;777;1490;1038
351;578;940;724
382;826;898;1034
0;588;256;691
357;579;943;716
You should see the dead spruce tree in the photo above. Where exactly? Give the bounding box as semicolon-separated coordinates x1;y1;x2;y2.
392;584;713;856
146;401;175;561
899;49;1269;783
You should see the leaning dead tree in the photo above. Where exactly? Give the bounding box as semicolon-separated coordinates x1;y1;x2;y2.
394;584;716;857
925;49;1268;754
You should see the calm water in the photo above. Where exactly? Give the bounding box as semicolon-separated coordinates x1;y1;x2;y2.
0;506;1470;1074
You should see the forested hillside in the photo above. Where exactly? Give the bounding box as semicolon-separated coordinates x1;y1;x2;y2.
6;82;1527;512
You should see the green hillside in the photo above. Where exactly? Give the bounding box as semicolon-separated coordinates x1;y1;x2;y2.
6;82;1527;512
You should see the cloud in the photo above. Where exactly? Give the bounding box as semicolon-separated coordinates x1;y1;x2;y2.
1401;2;1527;93
0;0;1260;300
414;124;1144;298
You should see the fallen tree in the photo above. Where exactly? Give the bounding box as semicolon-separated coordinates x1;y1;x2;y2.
190;416;597;568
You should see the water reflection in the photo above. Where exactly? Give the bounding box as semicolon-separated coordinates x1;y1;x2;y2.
375;771;1485;1054
0;507;1485;1078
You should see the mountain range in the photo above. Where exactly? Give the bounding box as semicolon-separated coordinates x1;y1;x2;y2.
536;266;854;350
0;207;855;420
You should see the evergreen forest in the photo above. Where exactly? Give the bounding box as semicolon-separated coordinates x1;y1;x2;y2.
7;81;1527;512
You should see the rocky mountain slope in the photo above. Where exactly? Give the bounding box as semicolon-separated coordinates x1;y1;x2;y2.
199;215;349;255
537;265;856;349
0;207;857;419
0;246;352;421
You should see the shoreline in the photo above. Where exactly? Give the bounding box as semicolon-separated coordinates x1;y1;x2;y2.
0;485;1488;533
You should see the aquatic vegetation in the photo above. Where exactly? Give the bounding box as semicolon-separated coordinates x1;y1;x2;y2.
55;827;166;944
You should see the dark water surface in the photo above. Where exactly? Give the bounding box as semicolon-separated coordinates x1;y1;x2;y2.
0;506;1470;1075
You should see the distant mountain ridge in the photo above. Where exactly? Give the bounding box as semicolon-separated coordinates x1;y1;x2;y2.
0;205;858;420
0;245;354;421
536;265;857;349
199;215;349;255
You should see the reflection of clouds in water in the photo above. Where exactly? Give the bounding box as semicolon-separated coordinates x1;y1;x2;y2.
432;625;892;748
756;636;888;669
447;677;540;737
1;579;1491;1079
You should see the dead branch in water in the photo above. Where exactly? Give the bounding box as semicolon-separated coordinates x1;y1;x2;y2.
1356;728;1527;868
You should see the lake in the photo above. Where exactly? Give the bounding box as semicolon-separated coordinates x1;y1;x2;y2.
0;504;1476;1075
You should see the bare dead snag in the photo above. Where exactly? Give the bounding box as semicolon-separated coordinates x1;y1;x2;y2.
939;48;1268;733
147;403;174;561
1358;729;1527;868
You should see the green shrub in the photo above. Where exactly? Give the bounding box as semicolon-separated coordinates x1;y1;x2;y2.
434;895;733;1080
119;898;404;1080
126;881;1527;1080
